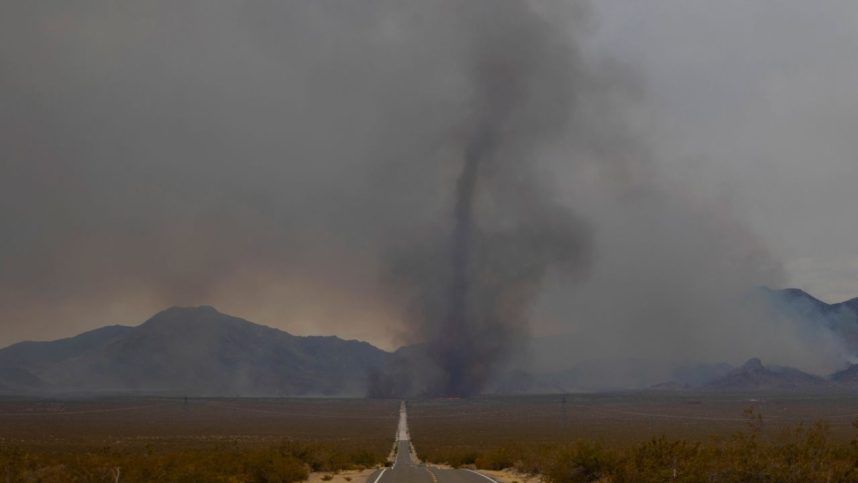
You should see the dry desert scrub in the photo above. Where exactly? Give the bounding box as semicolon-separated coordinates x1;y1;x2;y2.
0;398;396;482
0;440;386;483
418;410;858;482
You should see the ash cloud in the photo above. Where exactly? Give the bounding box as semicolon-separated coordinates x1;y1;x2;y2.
0;0;850;394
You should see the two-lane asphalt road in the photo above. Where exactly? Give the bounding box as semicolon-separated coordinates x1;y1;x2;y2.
367;402;499;483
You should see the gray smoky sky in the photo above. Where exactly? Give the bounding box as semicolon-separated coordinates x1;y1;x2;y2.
1;1;856;380
590;0;858;303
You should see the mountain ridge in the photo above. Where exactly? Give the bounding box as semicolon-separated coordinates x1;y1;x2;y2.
2;287;858;396
0;306;387;397
701;357;831;391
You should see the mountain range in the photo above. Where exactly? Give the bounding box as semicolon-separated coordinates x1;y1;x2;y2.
763;287;858;353
479;288;858;393
0;306;387;396
1;287;857;396
702;357;830;391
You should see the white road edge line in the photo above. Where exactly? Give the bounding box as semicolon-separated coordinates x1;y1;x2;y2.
372;468;387;483
465;469;500;483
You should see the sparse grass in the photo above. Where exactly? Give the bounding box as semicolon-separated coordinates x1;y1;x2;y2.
0;397;397;482
0;440;366;482
6;394;858;482
409;393;858;483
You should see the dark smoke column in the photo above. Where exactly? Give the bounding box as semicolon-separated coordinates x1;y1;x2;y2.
440;126;495;396
430;9;582;396
383;0;592;398
438;73;516;396
441;149;479;395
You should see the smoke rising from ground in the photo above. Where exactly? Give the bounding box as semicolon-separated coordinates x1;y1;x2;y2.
382;2;593;396
1;1;852;392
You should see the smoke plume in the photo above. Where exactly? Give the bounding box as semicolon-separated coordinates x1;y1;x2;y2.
2;0;851;394
384;2;593;396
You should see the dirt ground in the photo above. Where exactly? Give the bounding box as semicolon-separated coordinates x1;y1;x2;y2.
306;468;379;483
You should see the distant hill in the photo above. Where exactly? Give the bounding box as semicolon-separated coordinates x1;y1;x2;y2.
703;358;831;391
0;325;133;369
487;288;858;393
772;288;858;315
3;287;857;397
0;306;388;397
830;364;858;385
764;288;858;353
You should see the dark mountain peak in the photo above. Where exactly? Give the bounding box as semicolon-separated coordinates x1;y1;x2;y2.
767;288;829;307
767;287;858;317
0;306;390;396
150;304;223;319
830;363;858;384
139;305;273;334
836;297;858;312
763;289;858;356
778;288;815;300
764;288;841;326
741;357;764;372
704;357;829;391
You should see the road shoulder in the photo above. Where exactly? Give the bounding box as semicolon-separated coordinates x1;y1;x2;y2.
306;467;379;483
